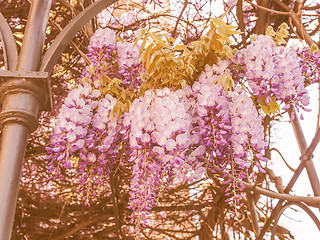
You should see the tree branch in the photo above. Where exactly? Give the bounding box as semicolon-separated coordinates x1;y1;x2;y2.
171;0;188;38
50;212;114;240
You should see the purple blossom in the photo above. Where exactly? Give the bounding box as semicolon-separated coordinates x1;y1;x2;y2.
232;35;310;115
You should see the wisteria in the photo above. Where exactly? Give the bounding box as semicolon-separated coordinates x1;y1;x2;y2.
298;48;320;85
192;62;267;203
46;21;315;235
46;84;120;202
232;35;310;118
123;87;201;228
46;27;142;202
83;27;143;92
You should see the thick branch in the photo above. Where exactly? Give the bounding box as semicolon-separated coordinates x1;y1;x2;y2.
213;166;320;207
255;0;271;34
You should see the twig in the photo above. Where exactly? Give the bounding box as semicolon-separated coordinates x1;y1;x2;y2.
50;212;114;240
245;0;290;16
270;148;295;172
266;167;285;193
245;186;261;236
272;0;316;46
110;174;123;239
303;4;320;11
317;83;320;130
213;165;320;207
49;19;92;65
172;0;188;38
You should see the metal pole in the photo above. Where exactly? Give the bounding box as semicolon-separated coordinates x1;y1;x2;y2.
0;124;29;239
0;1;52;239
16;1;52;71
0;13;18;70
40;0;118;73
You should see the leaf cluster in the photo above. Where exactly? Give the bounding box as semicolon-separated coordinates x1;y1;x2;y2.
136;15;240;96
265;22;289;46
257;95;281;116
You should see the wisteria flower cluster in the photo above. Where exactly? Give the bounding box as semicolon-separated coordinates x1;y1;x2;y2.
83;27;143;92
47;27;275;233
122;87;206;228
192;62;267;201
47;27;143;202
232;35;310;116
46;84;120;202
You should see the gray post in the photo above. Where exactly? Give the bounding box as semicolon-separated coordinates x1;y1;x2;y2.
0;1;52;239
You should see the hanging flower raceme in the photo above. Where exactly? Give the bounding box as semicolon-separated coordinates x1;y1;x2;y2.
46;84;120;202
192;62;268;202
83;27;143;92
47;27;136;202
232;35;310;118
116;41;143;91
122;87;206;230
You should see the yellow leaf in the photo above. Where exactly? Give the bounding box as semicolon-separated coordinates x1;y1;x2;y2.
174;45;187;51
213;18;228;27
101;73;112;85
269;97;280;114
143;44;155;67
225;73;234;89
177;58;184;68
168;36;176;43
260;105;271;115
151;32;165;45
266;26;276;37
219;8;232;19
311;43;319;52
211;40;223;53
111;78;122;85
257;95;271;116
148;55;162;73
88;64;95;73
279;22;288;31
165;35;175;43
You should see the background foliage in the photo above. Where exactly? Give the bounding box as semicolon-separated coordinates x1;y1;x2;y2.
1;0;320;239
